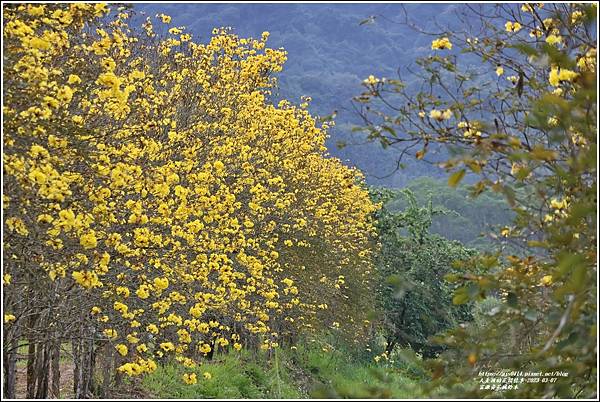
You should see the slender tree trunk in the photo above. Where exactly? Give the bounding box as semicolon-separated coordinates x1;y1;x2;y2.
3;337;18;399
72;337;80;398
34;343;50;399
26;340;37;399
73;326;97;398
50;340;61;398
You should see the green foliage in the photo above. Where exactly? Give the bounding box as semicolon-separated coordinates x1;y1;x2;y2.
356;3;597;398
395;176;514;250
370;187;475;358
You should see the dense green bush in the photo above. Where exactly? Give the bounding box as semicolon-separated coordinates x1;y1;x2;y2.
371;188;475;358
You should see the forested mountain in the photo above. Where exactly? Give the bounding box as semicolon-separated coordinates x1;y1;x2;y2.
135;3;458;187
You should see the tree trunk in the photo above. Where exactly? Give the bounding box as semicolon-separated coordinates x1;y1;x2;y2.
72;337;80;398
34;343;50;399
26;340;37;399
73;326;97;398
50;340;61;398
3;337;18;399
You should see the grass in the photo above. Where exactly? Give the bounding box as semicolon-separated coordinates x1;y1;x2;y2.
140;340;420;399
141;349;303;399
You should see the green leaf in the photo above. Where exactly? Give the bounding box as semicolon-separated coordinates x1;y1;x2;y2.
511;43;538;57
556;253;586;278
448;169;465;188
452;287;470;305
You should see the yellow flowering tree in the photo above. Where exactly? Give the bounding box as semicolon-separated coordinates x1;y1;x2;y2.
2;3;376;397
353;3;596;398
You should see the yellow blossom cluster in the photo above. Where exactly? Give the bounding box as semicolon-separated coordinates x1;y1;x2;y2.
431;37;452;50
505;21;522;33
429;109;453;121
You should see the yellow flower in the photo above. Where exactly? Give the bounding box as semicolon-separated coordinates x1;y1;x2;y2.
550;198;568;210
80;231;97;249
68;74;81;85
182;373;197;385
505;21;522;33
530;28;543;38
115;344;128;356
549;67;560;87
3;274;12;285
160;14;172;24
57;86;73;104
521;4;534;12
114;301;129;315
30;144;49;158
103;328;118;339
28;37;51;50
541;275;553;286
216;337;229;347
431;37;452;50
496;66;504;76
203;372;212;380
6;217;29;236
571;10;583;24
146;323;159;334
4;314;16;324
72;270;99;288
118;362;142;377
117;286;130;298
363;75;380;85
153;277;169;291
97;72;121;89
160;342;175;352
576;48;596;72
213;160;225;171
136;285;150;299
558;68;578;82
429;109;452;121
27;5;46;16
198;343;211;355
545;34;562;46
94;3;109;17
547;116;559;127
